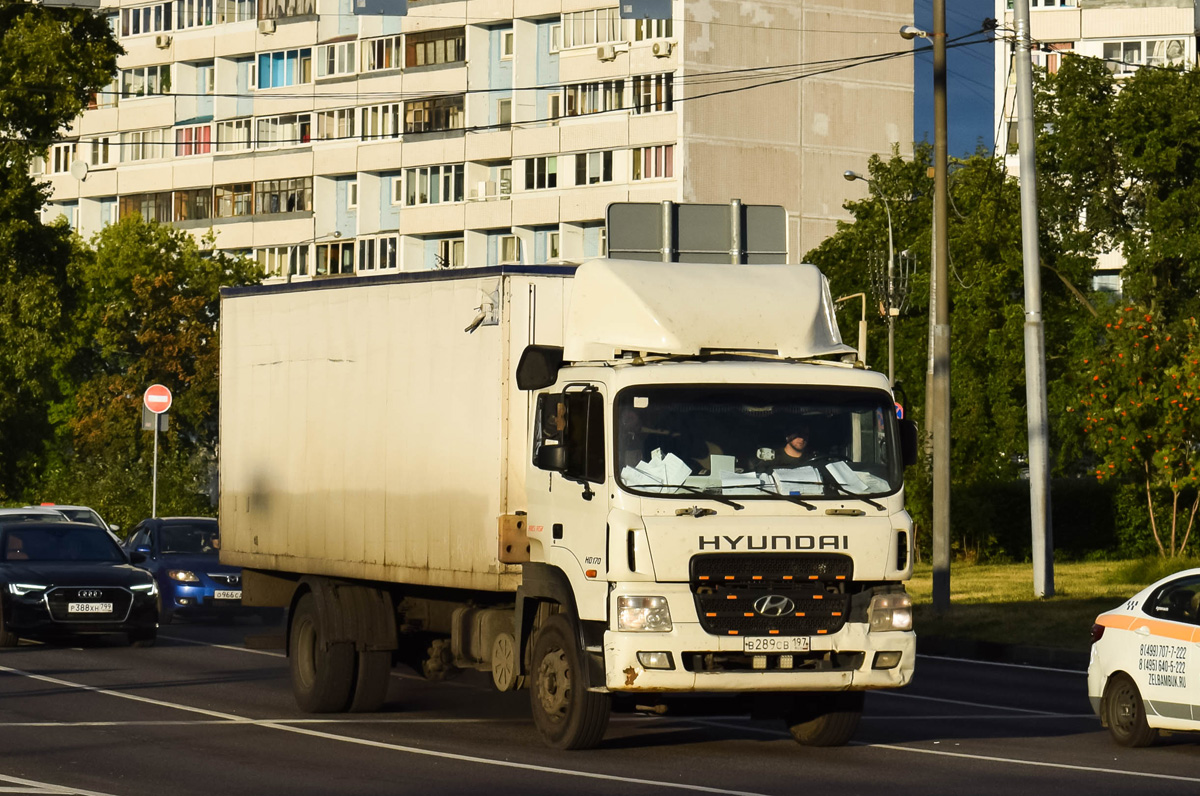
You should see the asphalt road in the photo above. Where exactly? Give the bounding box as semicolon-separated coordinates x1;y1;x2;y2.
1;619;1197;796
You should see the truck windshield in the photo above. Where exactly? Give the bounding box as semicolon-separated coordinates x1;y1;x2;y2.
615;385;902;500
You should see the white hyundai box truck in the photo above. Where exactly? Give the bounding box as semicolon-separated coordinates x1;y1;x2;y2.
219;259;917;749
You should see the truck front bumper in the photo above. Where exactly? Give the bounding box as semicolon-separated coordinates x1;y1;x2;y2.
603;584;914;693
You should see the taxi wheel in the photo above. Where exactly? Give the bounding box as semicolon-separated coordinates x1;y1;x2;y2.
1104;673;1158;748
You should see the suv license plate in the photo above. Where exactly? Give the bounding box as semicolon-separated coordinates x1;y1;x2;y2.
68;602;113;613
214;590;242;601
743;636;810;653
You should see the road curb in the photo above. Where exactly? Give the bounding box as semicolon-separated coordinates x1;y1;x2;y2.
918;635;1089;671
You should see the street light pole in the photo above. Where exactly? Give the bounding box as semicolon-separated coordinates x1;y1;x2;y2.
844;170;896;386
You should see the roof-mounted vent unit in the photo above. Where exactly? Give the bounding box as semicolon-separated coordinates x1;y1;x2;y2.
596;44;617;61
651;40;673;57
155;34;172;48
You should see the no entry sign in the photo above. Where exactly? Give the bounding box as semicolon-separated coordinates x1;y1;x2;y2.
144;384;173;415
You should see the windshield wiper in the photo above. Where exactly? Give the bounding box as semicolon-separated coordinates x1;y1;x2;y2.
815;465;886;511
635;480;744;510
746;482;817;511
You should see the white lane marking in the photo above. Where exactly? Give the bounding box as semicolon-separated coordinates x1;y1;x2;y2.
916;654;1085;675
0;666;769;796
0;773;119;796
873;690;1072;716
862;742;1200;784
0;718;520;728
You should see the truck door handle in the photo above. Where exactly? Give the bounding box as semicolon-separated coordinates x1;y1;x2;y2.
552;523;563;540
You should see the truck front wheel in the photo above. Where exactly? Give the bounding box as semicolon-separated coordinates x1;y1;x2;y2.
290;592;355;712
784;691;864;747
529;614;610;750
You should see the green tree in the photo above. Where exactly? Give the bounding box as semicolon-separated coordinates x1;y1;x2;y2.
0;0;120;499
35;218;260;529
1075;308;1199;557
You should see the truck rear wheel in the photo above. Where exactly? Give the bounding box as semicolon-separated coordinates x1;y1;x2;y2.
347;650;392;713
290;592;355;712
784;691;863;747
529;614;610;750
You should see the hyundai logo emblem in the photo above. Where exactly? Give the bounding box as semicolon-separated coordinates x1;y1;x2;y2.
78;589;103;599
753;595;795;617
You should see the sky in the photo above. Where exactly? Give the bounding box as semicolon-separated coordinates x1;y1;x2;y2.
913;0;998;157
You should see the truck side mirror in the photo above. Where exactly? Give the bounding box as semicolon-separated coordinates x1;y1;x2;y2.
536;444;567;472
899;419;919;467
517;345;564;391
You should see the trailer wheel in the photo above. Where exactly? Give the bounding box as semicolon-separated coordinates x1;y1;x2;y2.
529;614;610;750
784;691;863;747
347;650;392;713
290;592;355;712
1103;673;1158;748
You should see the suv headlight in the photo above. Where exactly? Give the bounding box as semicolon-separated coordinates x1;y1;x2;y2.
868;592;913;632
168;570;199;583
8;583;47;597
617;596;673;632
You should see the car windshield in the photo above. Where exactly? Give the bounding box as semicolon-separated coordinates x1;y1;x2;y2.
58;508;103;526
616;385;903;499
159;523;219;555
0;512;67;523
1;526;125;562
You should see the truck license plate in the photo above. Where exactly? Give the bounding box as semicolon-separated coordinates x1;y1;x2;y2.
68;602;113;613
214;590;242;601
743;636;810;653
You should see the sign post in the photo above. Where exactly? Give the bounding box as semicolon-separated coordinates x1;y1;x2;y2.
143;385;172;518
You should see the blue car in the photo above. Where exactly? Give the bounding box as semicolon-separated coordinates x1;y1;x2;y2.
123;517;245;624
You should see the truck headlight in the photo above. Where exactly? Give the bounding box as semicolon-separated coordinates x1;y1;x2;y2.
168;570;199;583
868;592;913;632
8;583;47;597
617;596;673;632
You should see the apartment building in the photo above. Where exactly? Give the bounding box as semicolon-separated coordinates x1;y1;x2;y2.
993;0;1194;291
40;0;912;279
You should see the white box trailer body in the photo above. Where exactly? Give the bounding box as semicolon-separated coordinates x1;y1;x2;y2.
219;260;917;750
220;267;571;592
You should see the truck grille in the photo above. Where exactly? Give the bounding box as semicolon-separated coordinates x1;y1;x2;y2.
690;553;852;637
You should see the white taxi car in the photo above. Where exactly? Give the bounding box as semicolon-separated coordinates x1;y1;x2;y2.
1088;567;1200;746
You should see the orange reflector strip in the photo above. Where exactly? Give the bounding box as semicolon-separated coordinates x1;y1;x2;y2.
795;612;806;617
699;575;709;580
818;629;828;635
706;612;716;617
832;612;842;617
814;594;823;599
809;575;819;580
585;569;597;578
726;594;738;600
783;575;794;580
728;630;739;635
836;575;845;580
752;575;762;580
769;630;780;635
744;612;754;617
725;576;735;580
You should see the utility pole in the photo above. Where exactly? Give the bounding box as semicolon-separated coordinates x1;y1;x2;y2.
931;0;951;614
1013;0;1054;598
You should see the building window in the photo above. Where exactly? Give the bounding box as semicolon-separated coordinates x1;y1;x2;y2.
362;35;402;71
357;235;398;272
258;245;309;278
174;188;212;221
175;123;212;156
633;73;673;114
548;94;561;120
317;108;356;141
89;137;113;167
360;102;402;140
317;41;356;78
501;29;514;59
316;240;355;275
256;113;312;149
215;183;254;217
575;150;613;185
563;80;624;116
633;18;671;40
50;143;77;174
120;2;173;37
549;231;560;260
216;0;253;23
217;119;252;152
258;0;315;20
525;156;558;190
254;177;313;214
121;64;172;98
176;0;214;29
404;95;465;134
406;27;466;67
347;181;358;209
87;78;119;110
119;192;173;222
500;235;520;263
436;238;464;269
497;98;512;126
561;7;623;49
632;144;673;181
403;164;465;206
256;48;313;89
1103;38;1186;73
549;23;562;53
122;129;168;162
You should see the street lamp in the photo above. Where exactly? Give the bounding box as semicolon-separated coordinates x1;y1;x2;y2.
843;169;897;386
